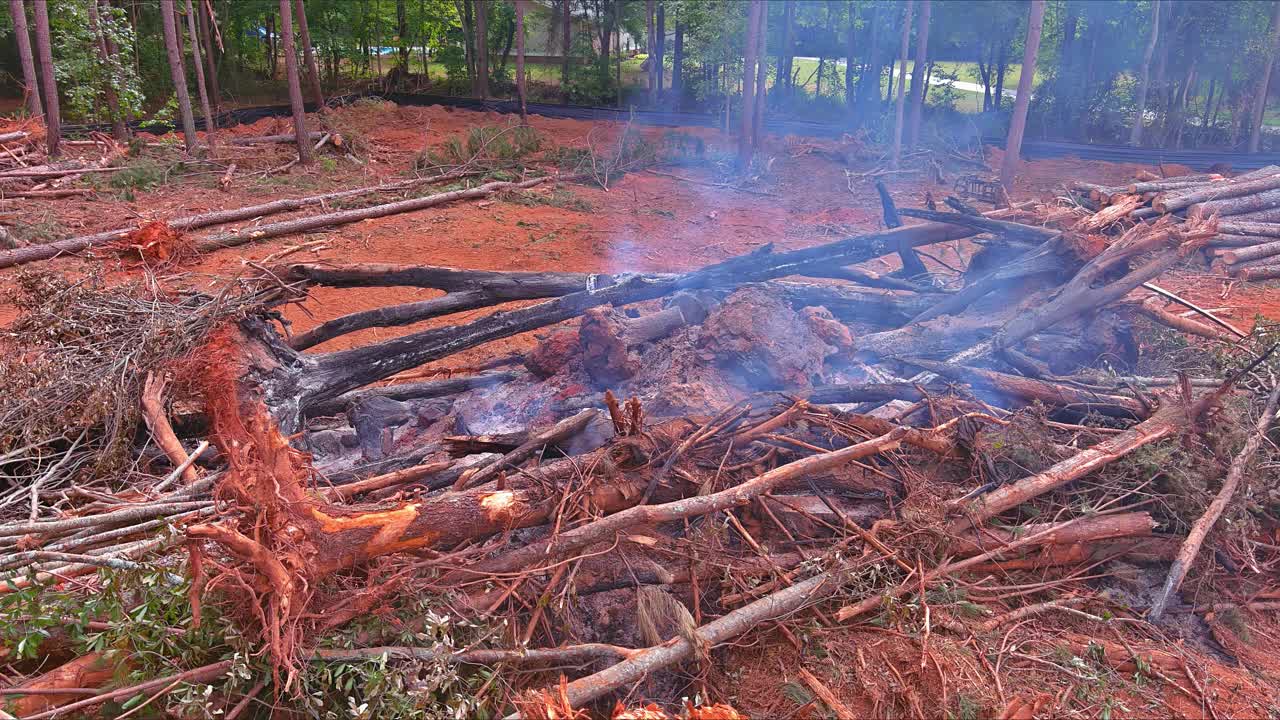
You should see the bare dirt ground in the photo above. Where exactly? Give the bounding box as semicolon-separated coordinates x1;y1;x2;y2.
4;103;1280;717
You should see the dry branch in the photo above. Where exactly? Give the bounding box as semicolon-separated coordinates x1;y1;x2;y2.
1147;383;1280;621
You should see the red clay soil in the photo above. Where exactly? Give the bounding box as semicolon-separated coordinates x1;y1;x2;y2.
5;103;1280;717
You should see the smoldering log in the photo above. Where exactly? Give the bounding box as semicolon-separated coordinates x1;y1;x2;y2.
901;358;1147;418
303;369;518;418
773;281;935;326
256;220;986;424
898;208;1059;243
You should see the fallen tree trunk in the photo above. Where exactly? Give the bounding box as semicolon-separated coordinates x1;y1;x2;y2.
947;399;1186;527
196;177;552;251
1148;383;1280;621
227;131;326;145
1216;221;1280;238
1237;262;1280;281
1138;298;1238;341
1126;176;1222;194
1219;239;1280;265
285;267;612;350
1208;233;1278;248
1156;171;1280;213
950;512;1155;556
304;369;517;417
0;179;427;269
1190;187;1280;219
903;358;1147;418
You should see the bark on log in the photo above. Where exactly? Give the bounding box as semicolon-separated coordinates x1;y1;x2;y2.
286;267;609;350
321;460;451;502
0;180;425;269
903;359;1147;418
1238;262;1280;281
451;429;905;583
1216;221;1280;238
898;208;1058;243
226;131;326;146
4;653;114;717
949;511;1155;556
1190;188;1280;220
196;178;552;251
1208;233;1278;248
454;409;600;490
1229;206;1280;223
304;370;517;417
774;281;935;326
1147;384;1280;621
1220;239;1280;265
1156;171;1280;213
1138;298;1237;341
947;399;1185;527
0;131;30;144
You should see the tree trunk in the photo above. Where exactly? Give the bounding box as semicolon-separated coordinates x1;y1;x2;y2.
86;0;129;141
999;0;1045;191
294;0;325;106
857;3;880;117
1129;0;1160;145
561;0;571;103
197;1;220;112
993;41;1007;111
31;0;59;156
396;0;409;74
844;1;855;112
907;0;930;147
752;3;767;149
672;22;684;104
184;0;216;150
267;12;277;78
475;0;489;99
781;0;795;101
978;47;992;112
817;57;824;97
278;0;313;164
461;0;476;83
656;2;665;97
890;0;913;169
646;0;656;104
738;0;762;170
160;0;197;152
1250;0;1280;153
9;0;42;120
515;0;527;123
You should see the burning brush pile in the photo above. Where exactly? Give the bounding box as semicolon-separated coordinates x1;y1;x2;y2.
3;176;1280;718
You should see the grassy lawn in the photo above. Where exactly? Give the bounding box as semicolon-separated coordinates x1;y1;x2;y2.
380;52;1030;115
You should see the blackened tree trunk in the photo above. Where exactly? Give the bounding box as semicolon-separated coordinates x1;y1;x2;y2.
1129;0;1161;145
278;0;313;164
515;0;527;123
672;21;684;104
907;0;930;147
87;0;128;141
31;0;59;155
294;0;325;106
561;0;571;103
738;0;762;170
185;0;216;150
1250;0;1280;153
160;0;197;152
9;0;42;120
475;0;489;99
890;0;913;169
1000;0;1046;190
199;0;222;114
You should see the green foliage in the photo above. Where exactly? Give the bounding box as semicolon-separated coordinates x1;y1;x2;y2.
415;124;544;174
47;0;144;123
